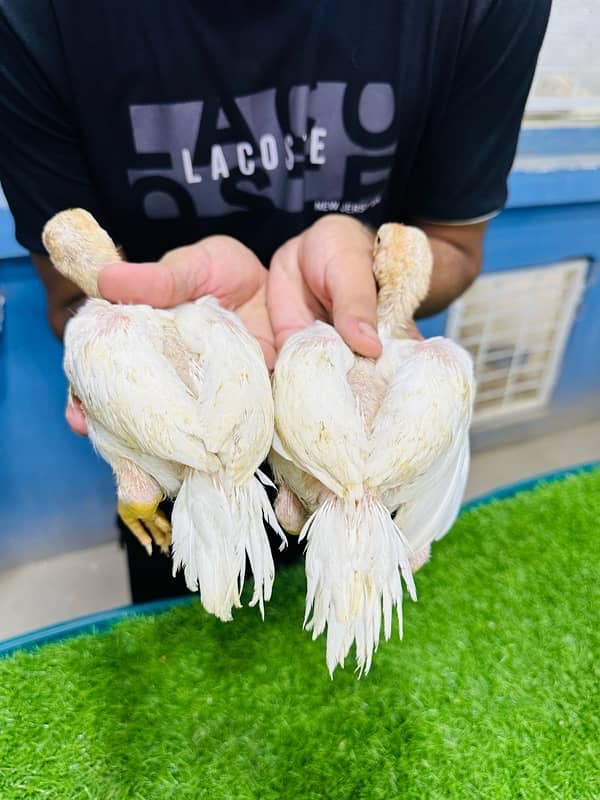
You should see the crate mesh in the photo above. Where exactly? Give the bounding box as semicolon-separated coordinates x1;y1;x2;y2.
447;260;588;424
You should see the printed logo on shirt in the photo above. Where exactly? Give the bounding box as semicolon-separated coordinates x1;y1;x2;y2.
126;82;397;219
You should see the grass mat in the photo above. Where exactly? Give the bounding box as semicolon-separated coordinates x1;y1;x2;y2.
1;469;599;799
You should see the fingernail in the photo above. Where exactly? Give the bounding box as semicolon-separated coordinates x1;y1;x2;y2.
357;321;379;342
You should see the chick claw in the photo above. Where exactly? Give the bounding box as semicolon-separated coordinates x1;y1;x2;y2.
117;501;172;555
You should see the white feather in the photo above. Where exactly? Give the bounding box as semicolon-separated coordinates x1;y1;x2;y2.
47;210;280;624
272;322;368;499
66;296;279;621
234;470;286;616
174;298;274;482
301;493;416;677
88;417;184;498
271;318;475;674
171;469;243;621
172;468;286;621
64;300;220;473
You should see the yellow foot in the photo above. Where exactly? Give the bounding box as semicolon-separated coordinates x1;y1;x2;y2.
118;500;172;556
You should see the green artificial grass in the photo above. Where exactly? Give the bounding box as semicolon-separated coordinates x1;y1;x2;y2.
1;469;599;800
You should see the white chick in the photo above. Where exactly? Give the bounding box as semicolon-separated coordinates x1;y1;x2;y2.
43;209;284;621
270;224;475;675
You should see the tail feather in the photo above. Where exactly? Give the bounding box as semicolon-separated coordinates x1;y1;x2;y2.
232;470;286;617
300;493;417;676
171;470;243;621
172;469;286;622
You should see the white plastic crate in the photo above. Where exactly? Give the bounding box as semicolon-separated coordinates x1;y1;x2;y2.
447;260;588;425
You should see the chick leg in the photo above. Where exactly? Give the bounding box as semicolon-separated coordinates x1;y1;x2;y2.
274;482;308;536
113;458;171;555
269;450;313;535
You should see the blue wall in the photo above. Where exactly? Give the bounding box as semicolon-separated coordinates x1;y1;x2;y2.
0;255;116;569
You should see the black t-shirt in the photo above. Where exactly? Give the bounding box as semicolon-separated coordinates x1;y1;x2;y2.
0;0;549;265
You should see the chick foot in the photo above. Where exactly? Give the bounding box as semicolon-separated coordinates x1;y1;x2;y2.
114;458;171;555
118;500;172;555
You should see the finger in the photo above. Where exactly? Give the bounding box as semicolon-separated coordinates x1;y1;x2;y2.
98;236;266;310
300;217;381;358
268;236;326;352
66;392;88;436
327;255;381;358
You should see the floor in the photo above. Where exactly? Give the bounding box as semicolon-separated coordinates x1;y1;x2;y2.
1;419;599;642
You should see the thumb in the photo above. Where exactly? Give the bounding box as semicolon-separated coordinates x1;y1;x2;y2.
300;217;382;358
326;251;381;358
98;237;265;309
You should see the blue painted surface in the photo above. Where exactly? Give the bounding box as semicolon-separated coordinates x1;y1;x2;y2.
484;203;600;270
508;126;600;207
0;207;26;259
552;258;600;406
516;127;600;156
1;460;597;659
416;310;448;340
508;169;600;208
0;258;116;568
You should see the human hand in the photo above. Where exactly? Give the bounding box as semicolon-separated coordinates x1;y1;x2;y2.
66;236;273;436
268;215;380;357
268;214;421;355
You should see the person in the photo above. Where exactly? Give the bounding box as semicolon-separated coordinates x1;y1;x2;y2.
0;0;550;602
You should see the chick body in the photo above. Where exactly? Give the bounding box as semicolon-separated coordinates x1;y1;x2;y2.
271;224;474;674
45;209;283;621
